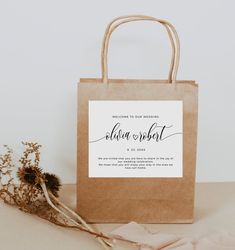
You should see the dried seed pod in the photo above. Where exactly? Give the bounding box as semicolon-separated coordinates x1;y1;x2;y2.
44;173;61;197
17;166;44;187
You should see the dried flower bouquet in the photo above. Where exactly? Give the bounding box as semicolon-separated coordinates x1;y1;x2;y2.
0;142;112;250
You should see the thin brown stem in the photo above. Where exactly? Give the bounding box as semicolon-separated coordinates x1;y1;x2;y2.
49;191;113;248
40;181;111;250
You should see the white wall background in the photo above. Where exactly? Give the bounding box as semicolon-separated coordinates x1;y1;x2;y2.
0;0;234;183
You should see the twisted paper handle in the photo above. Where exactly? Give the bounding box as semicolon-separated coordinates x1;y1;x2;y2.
101;15;180;84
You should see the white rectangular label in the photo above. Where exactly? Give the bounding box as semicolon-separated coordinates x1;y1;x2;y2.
89;101;183;178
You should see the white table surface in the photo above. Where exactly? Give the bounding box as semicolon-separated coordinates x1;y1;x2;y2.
1;183;235;250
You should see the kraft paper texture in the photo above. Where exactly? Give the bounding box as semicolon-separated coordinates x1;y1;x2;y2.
77;78;198;223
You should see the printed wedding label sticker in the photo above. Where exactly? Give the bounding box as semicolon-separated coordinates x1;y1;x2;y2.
89;101;183;178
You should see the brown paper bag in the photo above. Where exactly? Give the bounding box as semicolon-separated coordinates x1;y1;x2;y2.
77;15;198;223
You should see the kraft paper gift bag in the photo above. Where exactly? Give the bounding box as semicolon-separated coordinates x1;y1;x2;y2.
77;15;198;223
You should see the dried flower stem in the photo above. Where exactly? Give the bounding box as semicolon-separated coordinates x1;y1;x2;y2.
40;180;111;250
49;191;113;248
1;143;116;249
